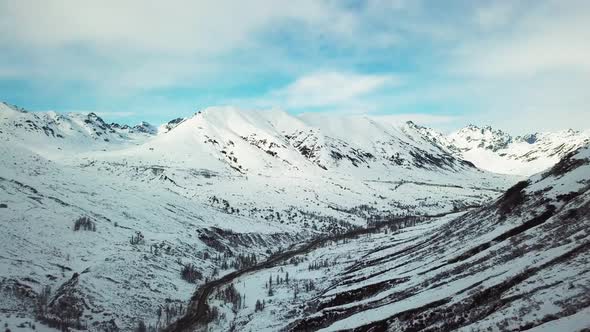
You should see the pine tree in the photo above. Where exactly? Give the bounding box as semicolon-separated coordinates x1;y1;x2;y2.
255;299;263;312
135;320;147;332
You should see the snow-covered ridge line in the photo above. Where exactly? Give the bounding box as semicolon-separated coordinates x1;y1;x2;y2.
447;123;590;175
0;101;157;134
3;101;587;176
2;103;482;175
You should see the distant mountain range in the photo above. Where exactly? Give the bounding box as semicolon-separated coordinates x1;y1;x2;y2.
2;101;587;177
446;124;590;175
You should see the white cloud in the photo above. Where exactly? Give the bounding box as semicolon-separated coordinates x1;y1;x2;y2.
0;0;423;95
272;72;399;109
0;0;359;93
474;1;516;29
409;0;590;134
0;1;348;55
0;0;588;134
456;0;590;77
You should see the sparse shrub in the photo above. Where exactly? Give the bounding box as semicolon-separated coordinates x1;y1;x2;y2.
135;320;147;332
154;302;185;326
35;285;51;317
73;216;96;231
255;299;265;312
181;263;201;283
230;253;257;270
556;191;580;202
304;280;315;292
542;152;588;179
308;258;336;270
130;231;145;245
208;306;219;322
498;180;529;215
214;283;242;312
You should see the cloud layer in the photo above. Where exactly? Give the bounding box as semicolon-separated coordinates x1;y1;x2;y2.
0;0;588;133
272;72;398;110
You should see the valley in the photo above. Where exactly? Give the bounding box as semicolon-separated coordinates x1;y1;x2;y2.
0;102;588;331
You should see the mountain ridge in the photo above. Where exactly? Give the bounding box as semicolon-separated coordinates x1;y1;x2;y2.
447;123;590;175
3;101;588;177
0;101;588;331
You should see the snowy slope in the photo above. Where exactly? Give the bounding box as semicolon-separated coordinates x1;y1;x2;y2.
204;146;590;331
447;124;590;176
2;102;583;331
116;107;477;176
0;103;517;331
0;102;155;159
0;104;516;330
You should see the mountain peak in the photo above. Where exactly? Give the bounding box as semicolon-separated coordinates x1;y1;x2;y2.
459;124;507;135
464;123;480;130
159;117;186;134
515;132;539;144
133;121;157;134
0;101;27;114
450;124;512;152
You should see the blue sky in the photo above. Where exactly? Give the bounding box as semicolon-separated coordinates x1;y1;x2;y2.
0;0;589;133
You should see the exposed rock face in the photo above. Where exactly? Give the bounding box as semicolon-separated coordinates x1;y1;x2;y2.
449;124;513;152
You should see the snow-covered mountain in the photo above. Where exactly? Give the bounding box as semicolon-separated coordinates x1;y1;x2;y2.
0;102;155;155
189;145;590;332
0;102;588;331
447;124;590;176
0;103;512;331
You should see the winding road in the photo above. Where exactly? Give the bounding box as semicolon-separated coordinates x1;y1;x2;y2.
164;209;475;332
